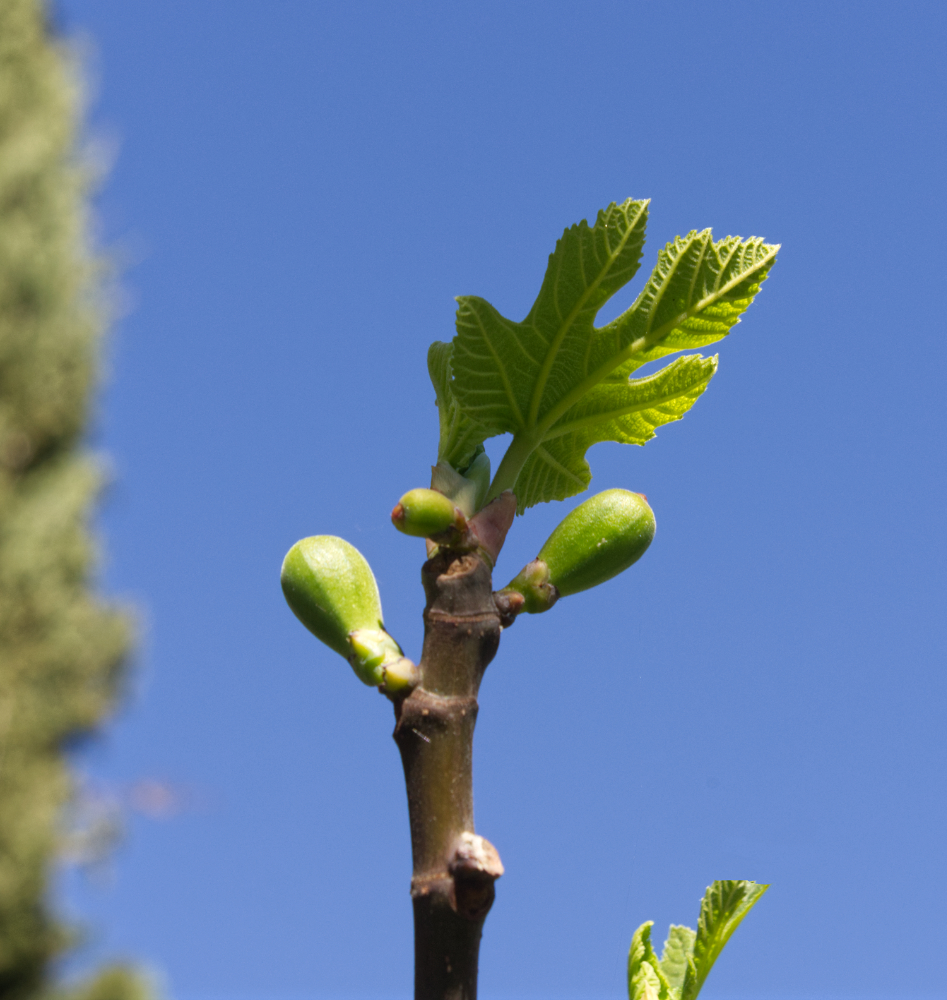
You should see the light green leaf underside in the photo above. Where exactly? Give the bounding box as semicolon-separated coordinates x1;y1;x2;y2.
448;199;778;511
628;922;671;1000
680;881;769;1000
428;341;488;470
512;353;716;511
660;925;696;995
592;233;778;382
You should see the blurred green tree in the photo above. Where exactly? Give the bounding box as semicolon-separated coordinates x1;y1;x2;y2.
0;3;149;998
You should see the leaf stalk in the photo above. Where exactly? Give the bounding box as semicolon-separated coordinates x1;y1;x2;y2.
484;431;538;504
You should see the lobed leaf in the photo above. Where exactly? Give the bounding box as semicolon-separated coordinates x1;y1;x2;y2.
446;199;777;511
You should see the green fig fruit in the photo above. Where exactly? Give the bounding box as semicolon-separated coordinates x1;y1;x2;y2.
391;487;463;538
500;489;655;614
540;489;655;595
281;535;409;687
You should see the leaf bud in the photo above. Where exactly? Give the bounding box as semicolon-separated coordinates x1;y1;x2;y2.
377;656;420;694
461;450;492;513
281;536;411;688
430;449;491;517
391;487;465;538
538;488;655;596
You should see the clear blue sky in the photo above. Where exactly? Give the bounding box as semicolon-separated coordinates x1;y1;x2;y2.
56;2;946;999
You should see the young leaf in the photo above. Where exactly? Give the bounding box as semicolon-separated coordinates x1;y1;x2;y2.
679;880;769;1000
660;924;696;995
627;921;672;1000
448;199;778;511
428;340;488;471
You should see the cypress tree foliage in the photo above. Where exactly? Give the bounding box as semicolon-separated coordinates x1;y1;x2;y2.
0;3;148;999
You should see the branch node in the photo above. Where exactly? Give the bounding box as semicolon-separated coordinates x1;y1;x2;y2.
449;832;504;920
493;590;525;628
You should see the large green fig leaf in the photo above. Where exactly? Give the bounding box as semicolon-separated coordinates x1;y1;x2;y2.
445;199;777;511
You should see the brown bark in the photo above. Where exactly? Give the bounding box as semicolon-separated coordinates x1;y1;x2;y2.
393;548;504;1000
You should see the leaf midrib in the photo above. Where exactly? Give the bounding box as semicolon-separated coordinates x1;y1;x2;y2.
525;200;648;429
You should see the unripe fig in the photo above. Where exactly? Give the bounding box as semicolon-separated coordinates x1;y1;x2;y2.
500;489;655;614
391;487;463;538
540;489;655;596
281;535;410;688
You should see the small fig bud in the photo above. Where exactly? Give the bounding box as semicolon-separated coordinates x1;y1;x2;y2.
378;656;420;694
281;536;410;687
494;588;525;628
391;487;464;538
539;488;655;596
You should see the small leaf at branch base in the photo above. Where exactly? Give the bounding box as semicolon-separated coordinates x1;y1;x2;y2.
467;491;516;564
498;558;558;616
347;628;405;687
